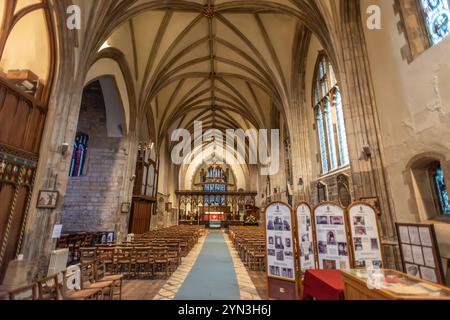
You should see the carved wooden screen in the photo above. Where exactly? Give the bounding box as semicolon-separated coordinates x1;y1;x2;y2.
0;149;37;281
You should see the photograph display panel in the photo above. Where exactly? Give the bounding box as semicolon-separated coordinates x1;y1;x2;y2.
314;203;351;270
266;203;295;281
396;223;445;284
348;204;383;269
296;203;317;276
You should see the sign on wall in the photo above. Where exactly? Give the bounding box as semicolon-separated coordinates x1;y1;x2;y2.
348;202;383;269
314;203;351;270
265;202;298;300
295;202;317;276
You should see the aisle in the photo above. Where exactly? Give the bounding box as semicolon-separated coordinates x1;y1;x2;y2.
174;230;241;300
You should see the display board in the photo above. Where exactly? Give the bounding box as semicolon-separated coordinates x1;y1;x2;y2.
396;223;445;284
295;202;317;276
313;202;351;270
265;202;298;300
347;202;384;269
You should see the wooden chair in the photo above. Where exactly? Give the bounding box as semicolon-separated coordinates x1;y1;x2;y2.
7;284;38;300
62;265;102;300
133;247;153;279
95;259;123;300
80;247;97;263
153;247;169;278
97;247;115;274
115;247;133;277
37;274;64;300
80;262;113;300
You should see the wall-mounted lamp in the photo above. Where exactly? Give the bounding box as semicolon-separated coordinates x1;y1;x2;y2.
60;143;70;157
362;145;372;159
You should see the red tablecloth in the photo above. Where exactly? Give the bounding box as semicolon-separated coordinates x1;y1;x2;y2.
302;270;345;300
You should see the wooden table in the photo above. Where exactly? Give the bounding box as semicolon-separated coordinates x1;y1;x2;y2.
341;269;450;300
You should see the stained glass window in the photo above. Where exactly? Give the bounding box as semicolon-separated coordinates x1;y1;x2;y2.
420;0;450;44
203;165;226;205
324;100;338;170
434;164;450;214
313;55;350;174
335;90;349;166
316;106;329;173
69;133;89;177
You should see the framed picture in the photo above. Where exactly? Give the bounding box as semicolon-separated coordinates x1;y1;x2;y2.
37;190;59;209
121;202;131;213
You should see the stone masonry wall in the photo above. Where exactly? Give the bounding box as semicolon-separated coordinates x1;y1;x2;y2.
61;88;128;233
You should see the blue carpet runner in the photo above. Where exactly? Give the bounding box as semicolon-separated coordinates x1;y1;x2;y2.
174;231;241;300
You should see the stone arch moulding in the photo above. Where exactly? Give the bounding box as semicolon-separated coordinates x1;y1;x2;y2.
404;152;450;221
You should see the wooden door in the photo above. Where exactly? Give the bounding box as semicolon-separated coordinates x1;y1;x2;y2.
128;198;155;234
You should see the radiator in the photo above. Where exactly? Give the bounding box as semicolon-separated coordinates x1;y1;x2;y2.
47;248;69;279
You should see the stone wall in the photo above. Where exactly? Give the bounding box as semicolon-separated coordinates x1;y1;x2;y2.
61;84;128;233
309;168;353;206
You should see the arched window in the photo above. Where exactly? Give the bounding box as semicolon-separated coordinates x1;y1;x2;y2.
420;0;450;45
203;164;226;205
313;54;349;174
69;133;89;177
433;164;450;214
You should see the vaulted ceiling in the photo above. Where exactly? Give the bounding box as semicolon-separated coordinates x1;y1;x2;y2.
99;0;307;149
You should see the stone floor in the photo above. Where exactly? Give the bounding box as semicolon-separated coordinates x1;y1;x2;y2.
121;230;268;300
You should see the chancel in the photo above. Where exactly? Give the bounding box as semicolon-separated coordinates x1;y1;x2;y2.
0;0;450;302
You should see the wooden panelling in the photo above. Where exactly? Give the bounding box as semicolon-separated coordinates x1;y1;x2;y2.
0;79;47;155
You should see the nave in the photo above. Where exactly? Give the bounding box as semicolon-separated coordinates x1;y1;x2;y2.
1;0;450;303
123;230;264;300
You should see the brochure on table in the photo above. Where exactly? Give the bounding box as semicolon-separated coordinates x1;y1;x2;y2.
295;203;317;276
396;223;445;284
314;203;351;270
266;203;296;281
348;203;383;269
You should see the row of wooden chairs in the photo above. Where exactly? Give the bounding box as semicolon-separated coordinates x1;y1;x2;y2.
0;259;123;300
57;232;114;264
229;226;266;271
77;225;205;279
79;245;181;278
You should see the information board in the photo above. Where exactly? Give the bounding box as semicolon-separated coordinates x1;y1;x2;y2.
314;203;351;270
348;202;383;269
295;202;317;276
396;223;445;284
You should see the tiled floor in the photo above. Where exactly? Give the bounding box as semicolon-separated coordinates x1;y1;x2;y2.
121;230;268;300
